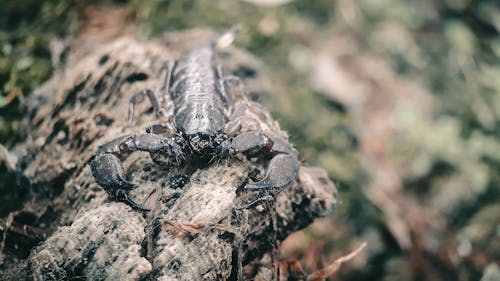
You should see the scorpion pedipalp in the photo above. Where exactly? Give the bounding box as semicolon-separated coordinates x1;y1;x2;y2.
237;194;273;209
229;131;300;206
91;154;137;190
245;153;300;191
90;153;147;210
90;133;186;211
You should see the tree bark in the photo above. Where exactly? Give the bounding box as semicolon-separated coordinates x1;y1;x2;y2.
0;30;337;280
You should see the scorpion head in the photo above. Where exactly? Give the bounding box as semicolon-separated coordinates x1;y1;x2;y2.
187;133;213;152
184;132;222;152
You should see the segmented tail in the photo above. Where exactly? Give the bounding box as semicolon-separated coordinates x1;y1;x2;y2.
211;25;241;49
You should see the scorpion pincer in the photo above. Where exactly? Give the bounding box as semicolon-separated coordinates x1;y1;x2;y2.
90;28;300;211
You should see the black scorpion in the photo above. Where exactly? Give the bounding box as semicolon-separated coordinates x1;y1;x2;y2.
90;29;300;211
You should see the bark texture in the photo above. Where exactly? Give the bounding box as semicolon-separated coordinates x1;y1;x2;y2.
1;30;337;280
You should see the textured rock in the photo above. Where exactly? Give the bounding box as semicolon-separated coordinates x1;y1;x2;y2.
30;204;150;281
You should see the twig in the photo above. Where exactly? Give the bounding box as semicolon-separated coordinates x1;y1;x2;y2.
307;242;367;281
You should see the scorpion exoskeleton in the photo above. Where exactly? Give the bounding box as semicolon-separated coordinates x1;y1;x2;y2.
90;28;300;211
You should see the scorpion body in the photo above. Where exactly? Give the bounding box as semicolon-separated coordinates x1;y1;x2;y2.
90;29;300;211
173;46;226;136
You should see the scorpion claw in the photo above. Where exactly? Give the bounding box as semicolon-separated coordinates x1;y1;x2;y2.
91;154;150;211
245;154;300;191
245;179;271;190
115;189;150;212
90;154;137;191
238;194;273;209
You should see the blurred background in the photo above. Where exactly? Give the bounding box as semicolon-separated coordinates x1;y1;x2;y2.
0;0;499;280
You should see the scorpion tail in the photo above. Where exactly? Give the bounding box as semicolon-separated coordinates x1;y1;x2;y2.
212;25;241;49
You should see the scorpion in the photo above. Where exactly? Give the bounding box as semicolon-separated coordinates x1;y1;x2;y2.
90;29;300;211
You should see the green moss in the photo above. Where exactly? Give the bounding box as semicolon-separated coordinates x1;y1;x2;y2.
0;0;77;146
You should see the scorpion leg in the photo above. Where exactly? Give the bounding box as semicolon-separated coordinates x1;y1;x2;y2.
224;72;249;103
128;88;168;124
216;64;232;103
230;131;300;193
90;134;183;211
224;118;242;138
146;122;176;136
160;60;174;93
160;60;175;107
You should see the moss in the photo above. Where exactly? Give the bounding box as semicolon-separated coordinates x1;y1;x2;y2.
0;0;77;147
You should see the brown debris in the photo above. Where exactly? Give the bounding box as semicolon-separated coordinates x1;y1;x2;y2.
307;242;367;281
